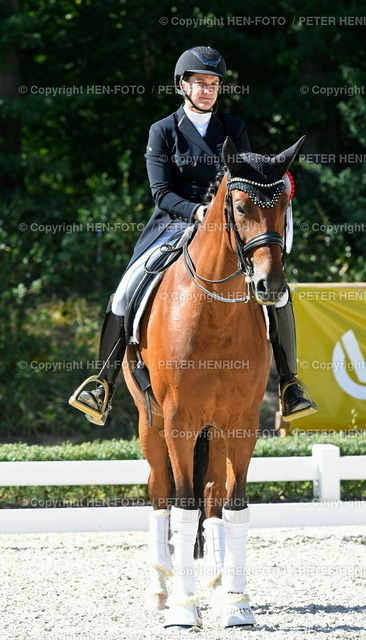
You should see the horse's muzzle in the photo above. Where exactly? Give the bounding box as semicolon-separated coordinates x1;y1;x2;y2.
253;274;287;306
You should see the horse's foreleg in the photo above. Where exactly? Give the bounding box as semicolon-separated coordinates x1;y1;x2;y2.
139;412;172;511
145;509;171;611
163;428;202;630
138;411;172;611
220;425;257;628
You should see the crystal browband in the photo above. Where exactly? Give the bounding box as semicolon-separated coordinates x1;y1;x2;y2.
227;177;286;207
228;177;285;188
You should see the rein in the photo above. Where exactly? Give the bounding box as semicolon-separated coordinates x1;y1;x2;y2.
182;175;285;304
183;243;251;303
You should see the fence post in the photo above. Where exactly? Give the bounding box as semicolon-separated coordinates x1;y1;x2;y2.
312;444;341;500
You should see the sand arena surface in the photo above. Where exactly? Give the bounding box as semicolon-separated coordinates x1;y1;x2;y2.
1;525;365;640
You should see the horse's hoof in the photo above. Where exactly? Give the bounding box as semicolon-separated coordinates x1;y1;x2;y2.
163;598;202;629
144;592;168;611
221;593;256;628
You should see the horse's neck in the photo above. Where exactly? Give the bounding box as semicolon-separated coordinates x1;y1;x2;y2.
189;176;238;284
184;176;261;334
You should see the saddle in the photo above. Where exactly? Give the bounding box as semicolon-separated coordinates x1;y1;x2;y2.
124;224;198;343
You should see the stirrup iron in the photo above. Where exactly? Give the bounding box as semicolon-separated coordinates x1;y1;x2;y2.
280;378;318;422
68;376;110;423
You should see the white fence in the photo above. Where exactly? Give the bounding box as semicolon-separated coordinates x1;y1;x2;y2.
0;444;365;533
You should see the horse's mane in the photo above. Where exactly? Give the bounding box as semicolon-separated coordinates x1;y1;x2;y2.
203;168;226;204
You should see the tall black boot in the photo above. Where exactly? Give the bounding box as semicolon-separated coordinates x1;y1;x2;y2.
69;295;126;425
269;294;318;421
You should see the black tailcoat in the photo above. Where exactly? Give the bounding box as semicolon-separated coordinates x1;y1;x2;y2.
127;104;250;267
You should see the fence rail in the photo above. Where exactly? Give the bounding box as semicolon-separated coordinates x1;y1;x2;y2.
1;444;365;533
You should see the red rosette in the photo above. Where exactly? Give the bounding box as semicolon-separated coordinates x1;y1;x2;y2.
285;170;295;199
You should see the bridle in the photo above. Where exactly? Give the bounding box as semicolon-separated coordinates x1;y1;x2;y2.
182;174;286;304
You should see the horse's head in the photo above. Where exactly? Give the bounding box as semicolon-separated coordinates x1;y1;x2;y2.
222;136;305;305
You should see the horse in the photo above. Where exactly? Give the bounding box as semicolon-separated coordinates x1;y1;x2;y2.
123;135;305;630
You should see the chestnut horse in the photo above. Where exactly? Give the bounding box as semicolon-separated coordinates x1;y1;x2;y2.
123;136;304;630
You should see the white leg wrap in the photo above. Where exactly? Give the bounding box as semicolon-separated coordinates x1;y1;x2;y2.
222;507;250;594
170;506;200;595
220;507;255;627
145;566;169;611
147;508;172;576
203;517;225;587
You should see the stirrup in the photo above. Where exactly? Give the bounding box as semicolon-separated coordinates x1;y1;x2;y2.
280;378;318;422
68;376;110;424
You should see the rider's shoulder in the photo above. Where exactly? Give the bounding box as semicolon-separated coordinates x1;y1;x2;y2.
149;108;182;136
215;110;246;130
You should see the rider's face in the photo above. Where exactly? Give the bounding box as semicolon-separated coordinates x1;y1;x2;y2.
181;73;220;111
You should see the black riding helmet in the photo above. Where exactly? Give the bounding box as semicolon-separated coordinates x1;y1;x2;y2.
174;46;226;112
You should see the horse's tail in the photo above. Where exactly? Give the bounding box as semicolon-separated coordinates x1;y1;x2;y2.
193;427;210;559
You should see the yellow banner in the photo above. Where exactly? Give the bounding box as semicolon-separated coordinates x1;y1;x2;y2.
289;283;366;431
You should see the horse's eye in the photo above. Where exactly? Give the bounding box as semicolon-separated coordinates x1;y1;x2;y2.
235;203;246;215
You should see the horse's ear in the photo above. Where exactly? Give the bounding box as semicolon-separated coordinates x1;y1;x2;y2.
272;135;306;175
222;136;240;175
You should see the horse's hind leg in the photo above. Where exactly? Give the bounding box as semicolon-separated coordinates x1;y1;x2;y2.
202;430;226;589
138;409;172;611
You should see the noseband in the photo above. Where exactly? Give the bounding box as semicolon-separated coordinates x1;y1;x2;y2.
182;174;285;304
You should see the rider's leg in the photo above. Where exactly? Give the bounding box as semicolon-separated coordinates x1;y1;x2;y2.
270;288;318;421
69;294;126;425
69;237;161;424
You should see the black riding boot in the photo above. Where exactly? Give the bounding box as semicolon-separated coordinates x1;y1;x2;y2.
269;294;318;421
69;295;126;425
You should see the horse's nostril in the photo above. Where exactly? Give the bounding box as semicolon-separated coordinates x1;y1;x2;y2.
256;278;268;295
256;278;274;304
255;277;284;304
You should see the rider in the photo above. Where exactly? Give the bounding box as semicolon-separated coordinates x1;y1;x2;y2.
69;45;317;425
